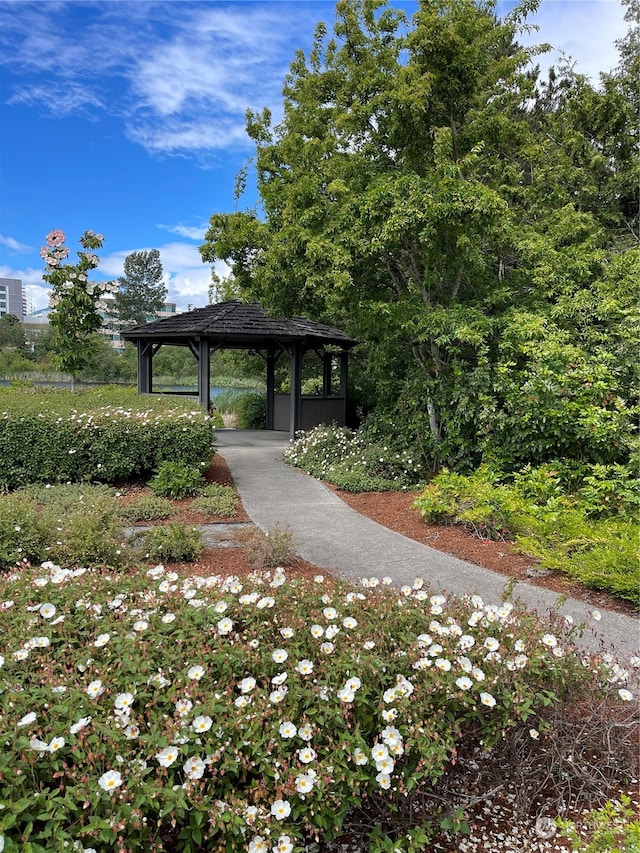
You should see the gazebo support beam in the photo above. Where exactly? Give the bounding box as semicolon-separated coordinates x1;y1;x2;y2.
137;340;154;394
197;337;210;411
289;342;303;440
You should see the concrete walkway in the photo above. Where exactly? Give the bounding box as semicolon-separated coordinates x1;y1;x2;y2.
215;430;639;661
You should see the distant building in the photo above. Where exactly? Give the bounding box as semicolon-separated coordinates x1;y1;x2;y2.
97;296;178;350
0;277;25;321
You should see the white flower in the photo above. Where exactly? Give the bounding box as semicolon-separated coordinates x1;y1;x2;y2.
183;756;206;780
376;771;391;789
17;711;37;728
239;677;257;693
48;736;65;752
323;607;338;621
472;667;485;682
541;634;557;648
272;649;288;664
325;624;340;640
279;721;297;739
175;698;193;717
297;746;316;764
483;637;500;652
249;836;268;853
187;665;206;681
86;679;103;699
271;672;288;685
354;747;368;765
297;723;313;741
214;600;228;614
295;773;316;793
456;676;473;691
270;799;291;820
590;609;602;621
39;602;56;619
192;715;213;733
132;620;148;632
375;755;395;774
217;617;234;636
295;659;314;675
337;687;355;703
280;627;294;638
343;616;358;629
256;596;275;609
435;658;451;672
156;746;179;767
529;729;540;739
70;716;92;735
381;708;398;722
320;642;335;654
94;633;111;647
124;724;140;739
618;689;634;701
114;692;134;711
310;624;324;638
98;769;123;792
162;613;176;624
479;692;496;708
235;695;252;709
269;688;288;704
273;835;294;853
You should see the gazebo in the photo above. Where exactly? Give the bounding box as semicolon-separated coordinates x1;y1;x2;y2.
121;300;357;439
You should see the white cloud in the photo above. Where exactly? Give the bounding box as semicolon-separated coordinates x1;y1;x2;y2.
0;235;32;252
156;222;209;241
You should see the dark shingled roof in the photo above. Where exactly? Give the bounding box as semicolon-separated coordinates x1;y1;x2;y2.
121;300;357;349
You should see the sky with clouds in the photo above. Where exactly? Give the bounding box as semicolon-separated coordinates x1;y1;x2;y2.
0;0;629;315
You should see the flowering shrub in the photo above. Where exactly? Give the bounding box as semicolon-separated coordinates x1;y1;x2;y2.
41;229;118;379
284;425;423;491
0;389;215;490
0;563;636;852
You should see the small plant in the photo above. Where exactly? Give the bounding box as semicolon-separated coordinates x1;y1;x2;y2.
190;487;238;518
142;522;203;562
246;521;296;568
119;494;176;522
148;461;204;499
556;795;640;852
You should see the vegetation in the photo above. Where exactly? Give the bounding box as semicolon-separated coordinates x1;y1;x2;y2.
0;386;215;491
148;462;206;500
108;248;167;329
1;558;636;853
200;0;638;476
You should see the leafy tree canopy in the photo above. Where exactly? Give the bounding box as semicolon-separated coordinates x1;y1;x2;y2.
201;0;639;470
111;249;167;329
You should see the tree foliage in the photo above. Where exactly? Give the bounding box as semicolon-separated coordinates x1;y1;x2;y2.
111;249;167;329
0;314;26;351
41;230;117;381
201;0;639;471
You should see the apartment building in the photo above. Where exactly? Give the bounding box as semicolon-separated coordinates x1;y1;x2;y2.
0;278;25;321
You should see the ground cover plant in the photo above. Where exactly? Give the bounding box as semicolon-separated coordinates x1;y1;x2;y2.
0;560;637;853
0;386;216;491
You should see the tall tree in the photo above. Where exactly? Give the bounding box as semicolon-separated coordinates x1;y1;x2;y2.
201;0;638;469
111;249;167;328
0;314;26;350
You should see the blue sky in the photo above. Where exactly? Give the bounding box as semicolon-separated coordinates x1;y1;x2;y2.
0;0;629;315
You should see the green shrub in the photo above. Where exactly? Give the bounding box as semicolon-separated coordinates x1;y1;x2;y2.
45;497;128;569
190;487;238;518
141;522;204;562
246;522;296;568
0;562;636;852
285;425;423;491
148;462;204;499
556;796;640;852
119;495;176;522
0;494;48;571
413;466;640;605
0;386;215;489
233;390;267;429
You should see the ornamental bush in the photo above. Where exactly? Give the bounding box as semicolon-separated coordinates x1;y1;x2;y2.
284;425;423;491
0;563;636;852
0;387;215;490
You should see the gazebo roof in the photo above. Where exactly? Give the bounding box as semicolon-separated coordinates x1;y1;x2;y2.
121;300;357;350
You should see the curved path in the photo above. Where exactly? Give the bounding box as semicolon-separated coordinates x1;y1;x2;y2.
215;430;639;661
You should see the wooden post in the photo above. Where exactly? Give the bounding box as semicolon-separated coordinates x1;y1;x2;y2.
290;342;303;439
322;350;332;397
266;349;276;430
137;340;154;394
197;337;210;411
339;349;349;425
